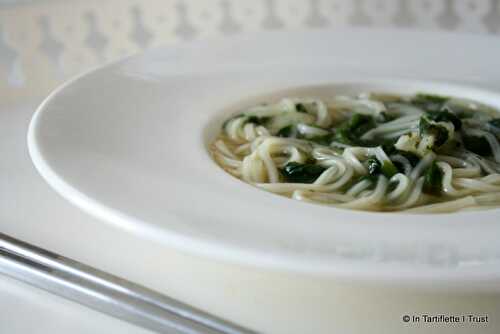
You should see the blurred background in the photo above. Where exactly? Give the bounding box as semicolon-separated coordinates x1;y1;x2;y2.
1;0;500;106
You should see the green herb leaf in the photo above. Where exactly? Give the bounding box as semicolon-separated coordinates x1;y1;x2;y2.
425;110;462;130
462;135;492;156
280;162;326;183
422;161;443;195
277;125;294;138
366;158;381;175
350;114;376;136
381;141;397;155
444;103;475;119
393;161;405;174
412;94;449;112
246;116;270;125
364;157;397;178
419;115;450;147
381;161;398;178
333;114;376;145
295;103;308;113
334;128;353;145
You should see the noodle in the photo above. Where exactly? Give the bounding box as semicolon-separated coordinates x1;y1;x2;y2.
211;93;500;213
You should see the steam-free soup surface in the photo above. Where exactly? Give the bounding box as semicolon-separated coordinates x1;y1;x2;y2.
211;92;500;213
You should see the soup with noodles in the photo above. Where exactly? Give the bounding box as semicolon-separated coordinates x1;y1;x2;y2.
210;92;500;213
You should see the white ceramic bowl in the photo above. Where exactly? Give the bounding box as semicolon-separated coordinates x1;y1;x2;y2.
28;29;500;287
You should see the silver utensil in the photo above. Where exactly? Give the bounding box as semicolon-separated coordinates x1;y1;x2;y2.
0;232;258;334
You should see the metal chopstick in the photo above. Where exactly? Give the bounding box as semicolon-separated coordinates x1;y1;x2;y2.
0;232;258;334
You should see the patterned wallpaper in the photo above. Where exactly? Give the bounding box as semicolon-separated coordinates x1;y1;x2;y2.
1;0;500;104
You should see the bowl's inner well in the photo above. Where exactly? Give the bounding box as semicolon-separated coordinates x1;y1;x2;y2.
207;80;500;214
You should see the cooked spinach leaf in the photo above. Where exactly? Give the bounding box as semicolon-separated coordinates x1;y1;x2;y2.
393;161;405;174
443;103;475;119
412;94;449;112
425;110;462;130
365;157;397;178
381;160;398;178
280;162;326;183
419;115;450;147
381;141;397;155
295;103;308;113
422;161;443;195
350;114;376;136
462;134;492;156
334;114;376;145
277;125;295;138
366;158;381;175
246;116;271;125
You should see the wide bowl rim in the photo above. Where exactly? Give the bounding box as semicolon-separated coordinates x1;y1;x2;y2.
27;28;500;284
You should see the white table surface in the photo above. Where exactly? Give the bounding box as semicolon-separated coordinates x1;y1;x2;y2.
0;101;155;333
0;275;151;333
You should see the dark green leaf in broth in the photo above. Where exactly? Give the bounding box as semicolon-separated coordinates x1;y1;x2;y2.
381;160;398;178
246;116;271;125
295;103;308;113
366;158;381;175
381;140;397;155
412;94;449;112
280;162;326;183
425;110;462;130
277;125;294;138
422;161;443;195
419;115;450;147
364;157;397;178
333;114;376;145
462;134;492;156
